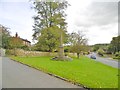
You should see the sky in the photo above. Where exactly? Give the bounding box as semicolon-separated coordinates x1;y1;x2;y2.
0;0;119;45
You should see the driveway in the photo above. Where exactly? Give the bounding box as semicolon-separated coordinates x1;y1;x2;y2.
2;57;82;88
87;53;119;69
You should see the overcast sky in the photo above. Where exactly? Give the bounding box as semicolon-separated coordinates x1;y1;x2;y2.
0;0;119;45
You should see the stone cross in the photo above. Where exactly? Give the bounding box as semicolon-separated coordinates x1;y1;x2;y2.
58;31;64;60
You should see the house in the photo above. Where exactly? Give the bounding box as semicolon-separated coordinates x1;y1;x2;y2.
13;32;31;47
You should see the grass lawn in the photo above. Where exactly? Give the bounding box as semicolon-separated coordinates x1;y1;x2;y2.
10;56;118;88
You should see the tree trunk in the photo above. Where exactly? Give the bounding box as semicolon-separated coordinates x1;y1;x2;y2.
14;48;16;56
77;53;80;58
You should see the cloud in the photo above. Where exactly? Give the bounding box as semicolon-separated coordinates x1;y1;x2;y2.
0;0;29;2
75;2;118;27
0;2;35;43
86;23;118;45
66;1;118;45
0;0;119;45
118;2;120;35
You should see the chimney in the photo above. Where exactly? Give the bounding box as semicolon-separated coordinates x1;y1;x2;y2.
15;32;18;37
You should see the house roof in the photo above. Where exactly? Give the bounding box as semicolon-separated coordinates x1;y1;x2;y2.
21;38;31;43
14;32;31;43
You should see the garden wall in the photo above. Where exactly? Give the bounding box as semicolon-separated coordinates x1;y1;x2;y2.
6;49;77;57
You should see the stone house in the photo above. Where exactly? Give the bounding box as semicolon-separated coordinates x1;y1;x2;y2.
13;32;31;47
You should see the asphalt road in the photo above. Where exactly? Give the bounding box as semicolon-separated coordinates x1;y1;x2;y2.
0;57;2;90
2;57;81;88
87;53;119;69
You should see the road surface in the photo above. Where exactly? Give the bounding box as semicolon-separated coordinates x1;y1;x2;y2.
87;53;119;69
2;57;81;88
0;57;2;90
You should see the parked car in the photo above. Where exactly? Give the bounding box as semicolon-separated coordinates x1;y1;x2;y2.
90;55;96;59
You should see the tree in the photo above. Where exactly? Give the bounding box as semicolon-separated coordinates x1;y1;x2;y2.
35;26;65;52
69;31;87;45
9;37;23;56
107;44;113;54
32;1;69;52
111;36;120;53
70;44;88;58
9;37;23;49
69;31;88;58
93;45;99;52
108;36;120;54
0;24;11;49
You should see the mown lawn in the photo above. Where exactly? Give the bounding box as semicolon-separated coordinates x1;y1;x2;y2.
10;56;118;88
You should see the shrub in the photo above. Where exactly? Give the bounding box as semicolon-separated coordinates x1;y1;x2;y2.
64;48;69;52
113;56;120;59
6;49;13;55
115;52;119;57
64;46;70;52
97;49;104;56
21;45;30;51
113;52;120;60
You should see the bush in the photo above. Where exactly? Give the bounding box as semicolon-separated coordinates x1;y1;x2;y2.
82;52;89;55
64;48;69;52
113;56;120;59
21;45;30;51
115;52;119;57
93;45;99;52
113;52;120;60
6;49;13;55
97;49;104;56
64;46;70;52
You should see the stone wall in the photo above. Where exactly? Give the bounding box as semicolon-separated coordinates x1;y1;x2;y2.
7;49;77;57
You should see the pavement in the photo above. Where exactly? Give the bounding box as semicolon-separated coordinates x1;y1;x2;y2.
2;57;82;88
87;53;119;69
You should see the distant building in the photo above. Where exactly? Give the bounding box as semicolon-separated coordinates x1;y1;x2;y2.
13;32;31;47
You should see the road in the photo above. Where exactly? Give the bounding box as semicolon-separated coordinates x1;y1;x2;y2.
87;53;119;69
0;57;2;90
2;57;81;88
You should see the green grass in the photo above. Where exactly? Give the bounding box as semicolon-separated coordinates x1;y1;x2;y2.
10;56;118;88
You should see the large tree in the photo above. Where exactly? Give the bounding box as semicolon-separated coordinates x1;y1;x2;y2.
32;1;69;52
0;24;11;49
69;31;88;58
108;36;120;54
9;37;23;56
9;37;23;49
